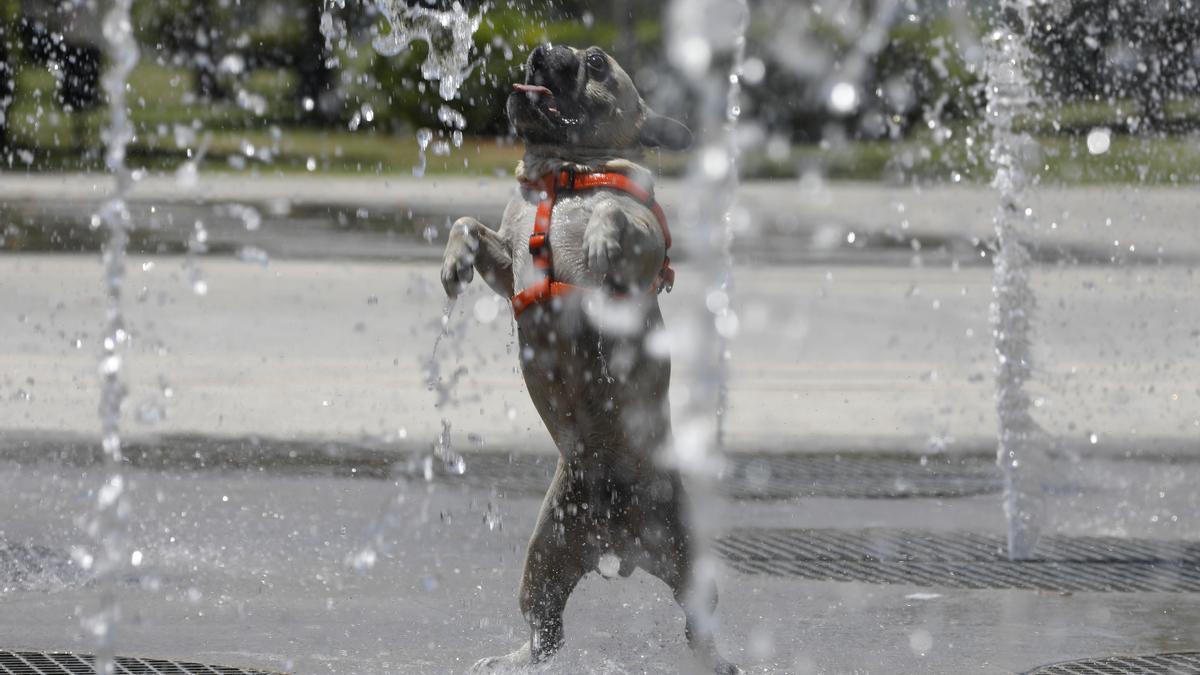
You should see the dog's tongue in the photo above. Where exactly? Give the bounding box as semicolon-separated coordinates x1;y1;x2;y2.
513;83;553;97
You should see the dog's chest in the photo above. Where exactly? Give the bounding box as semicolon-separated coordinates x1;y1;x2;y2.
505;192;608;289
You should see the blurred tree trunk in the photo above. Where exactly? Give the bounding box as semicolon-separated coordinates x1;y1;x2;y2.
0;20;11;154
192;0;226;100
0;0;17;156
296;0;335;123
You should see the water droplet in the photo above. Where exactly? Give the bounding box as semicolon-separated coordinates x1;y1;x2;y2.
229;204;261;231
97;475;124;508
351;547;377;571
473;296;500;323
705;290;730;313
909;628;933;655
237;246;270;267
742;57;765;85
715;310;740;338
828;81;859;114
100;355;121;375
437;105;466;130
598;553;621;578
701;146;729;179
671;35;712;77
1086;127;1111;155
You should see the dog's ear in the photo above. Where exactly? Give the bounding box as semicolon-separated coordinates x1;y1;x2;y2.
639;111;692;151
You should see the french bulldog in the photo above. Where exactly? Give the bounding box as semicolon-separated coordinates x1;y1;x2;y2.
442;44;738;674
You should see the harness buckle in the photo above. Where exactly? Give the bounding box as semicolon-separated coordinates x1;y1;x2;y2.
557;168;576;191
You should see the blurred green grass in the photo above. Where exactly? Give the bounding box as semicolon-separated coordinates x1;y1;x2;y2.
6;62;1199;184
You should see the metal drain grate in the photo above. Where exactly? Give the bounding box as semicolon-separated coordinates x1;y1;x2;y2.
720;453;1000;499
1027;652;1200;674
425;452;1001;500
0;651;284;675
715;529;1200;592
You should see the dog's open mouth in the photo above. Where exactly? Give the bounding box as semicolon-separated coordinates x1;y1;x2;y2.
513;82;573;125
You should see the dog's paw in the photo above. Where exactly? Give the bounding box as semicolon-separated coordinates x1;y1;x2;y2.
467;640;533;673
584;221;621;274
441;219;479;297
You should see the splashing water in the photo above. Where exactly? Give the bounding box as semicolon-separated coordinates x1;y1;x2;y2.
666;0;748;474
666;0;749;654
413;128;433;178
370;1;482;102
424;298;467;473
984;4;1045;561
348;299;466;573
87;0;139;670
333;3;481;574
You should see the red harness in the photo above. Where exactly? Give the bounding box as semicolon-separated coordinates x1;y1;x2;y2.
511;168;675;317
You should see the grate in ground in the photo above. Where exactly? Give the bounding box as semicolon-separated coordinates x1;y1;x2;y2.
0;651;284;675
428;452;1001;500
1026;652;1200;674
714;528;1200;593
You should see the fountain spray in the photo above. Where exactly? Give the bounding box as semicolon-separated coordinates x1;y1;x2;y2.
984;2;1045;560
86;0;139;671
666;0;749;646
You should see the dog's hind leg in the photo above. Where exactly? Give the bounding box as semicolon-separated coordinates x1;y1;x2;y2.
640;487;741;675
472;459;590;672
520;458;591;661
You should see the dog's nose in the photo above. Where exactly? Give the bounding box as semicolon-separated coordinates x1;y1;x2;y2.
529;45;547;72
528;44;578;81
543;45;579;78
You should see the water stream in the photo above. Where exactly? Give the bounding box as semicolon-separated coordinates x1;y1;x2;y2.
334;4;483;570
665;0;750;643
984;3;1045;560
87;0;140;671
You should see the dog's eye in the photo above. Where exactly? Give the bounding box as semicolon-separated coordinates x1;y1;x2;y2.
586;53;608;77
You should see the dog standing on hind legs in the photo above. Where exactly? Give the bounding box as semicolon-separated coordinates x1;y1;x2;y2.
441;44;739;674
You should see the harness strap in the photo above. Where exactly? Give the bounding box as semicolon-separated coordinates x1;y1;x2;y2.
510;278;582;316
513;168;675;317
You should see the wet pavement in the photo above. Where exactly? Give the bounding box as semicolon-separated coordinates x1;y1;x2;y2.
1;178;1198;673
0;448;1198;674
2;174;1198;265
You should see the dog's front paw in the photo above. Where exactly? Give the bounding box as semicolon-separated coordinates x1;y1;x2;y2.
441;218;480;297
584;221;621;274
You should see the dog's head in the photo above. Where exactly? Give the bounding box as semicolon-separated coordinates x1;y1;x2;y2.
507;45;692;152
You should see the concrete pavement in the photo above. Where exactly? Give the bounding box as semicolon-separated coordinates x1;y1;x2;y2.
1;254;1196;456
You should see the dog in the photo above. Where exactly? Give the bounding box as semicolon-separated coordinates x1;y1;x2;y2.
441;44;738;674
